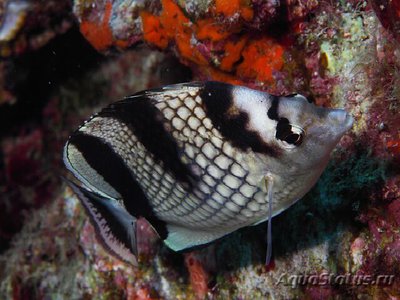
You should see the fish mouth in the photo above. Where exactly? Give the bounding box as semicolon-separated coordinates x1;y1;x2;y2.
328;109;354;132
344;114;354;131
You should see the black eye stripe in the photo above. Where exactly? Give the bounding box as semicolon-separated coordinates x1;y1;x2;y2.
267;95;280;121
201;82;281;157
276;118;292;140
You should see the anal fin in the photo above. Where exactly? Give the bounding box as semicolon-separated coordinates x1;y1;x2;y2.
164;224;228;252
65;179;138;266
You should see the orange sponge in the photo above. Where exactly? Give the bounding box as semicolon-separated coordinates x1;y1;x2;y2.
237;38;284;82
80;1;113;51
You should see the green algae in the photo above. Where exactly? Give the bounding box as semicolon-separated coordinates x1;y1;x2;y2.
215;231;254;270
270;147;387;275
318;150;386;209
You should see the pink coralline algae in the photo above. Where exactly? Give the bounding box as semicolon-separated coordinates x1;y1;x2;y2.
247;0;280;30
0;129;55;245
286;0;319;21
371;0;400;42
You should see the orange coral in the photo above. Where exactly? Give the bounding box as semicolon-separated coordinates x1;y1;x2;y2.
140;0;285;85
196;19;232;42
237;37;284;82
141;11;168;49
78;0;268;85
80;1;113;51
240;5;254;21
184;253;208;300
141;0;208;65
387;140;400;155
160;0;191;36
115;39;130;49
220;36;248;71
215;0;240;16
215;0;253;20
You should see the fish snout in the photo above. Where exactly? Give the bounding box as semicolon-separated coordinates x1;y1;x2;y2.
327;109;354;132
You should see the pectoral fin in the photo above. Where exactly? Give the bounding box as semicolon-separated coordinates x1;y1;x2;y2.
265;175;274;265
250;175;275;264
65;179;138;266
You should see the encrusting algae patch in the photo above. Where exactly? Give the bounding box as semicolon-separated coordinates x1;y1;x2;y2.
79;1;114;51
140;0;285;85
72;0;324;92
237;38;284;82
142;0;208;66
214;0;253;20
75;0;290;87
79;0;129;51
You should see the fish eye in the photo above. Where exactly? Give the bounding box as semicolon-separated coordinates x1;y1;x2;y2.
283;132;303;146
276;119;305;149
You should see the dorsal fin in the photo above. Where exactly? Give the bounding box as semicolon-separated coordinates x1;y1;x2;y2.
65;179;138;266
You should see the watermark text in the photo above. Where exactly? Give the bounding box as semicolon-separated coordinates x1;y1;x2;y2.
275;273;395;288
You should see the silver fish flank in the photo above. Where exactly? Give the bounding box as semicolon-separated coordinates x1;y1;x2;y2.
63;81;353;265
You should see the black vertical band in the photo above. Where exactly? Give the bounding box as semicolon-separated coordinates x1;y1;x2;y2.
68;133;168;239
200;81;280;157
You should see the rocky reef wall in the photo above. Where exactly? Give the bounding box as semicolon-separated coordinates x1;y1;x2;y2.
0;0;399;299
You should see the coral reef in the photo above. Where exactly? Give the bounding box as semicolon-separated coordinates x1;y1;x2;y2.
0;0;75;106
74;0;320;91
0;0;73;57
371;0;400;42
0;0;400;299
0;33;191;252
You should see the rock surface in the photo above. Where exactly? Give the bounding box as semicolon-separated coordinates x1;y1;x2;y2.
0;0;400;299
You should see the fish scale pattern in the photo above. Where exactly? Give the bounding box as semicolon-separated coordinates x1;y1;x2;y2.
150;88;269;229
80;88;270;230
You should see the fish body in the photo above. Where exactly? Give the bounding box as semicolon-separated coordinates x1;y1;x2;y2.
64;81;353;264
